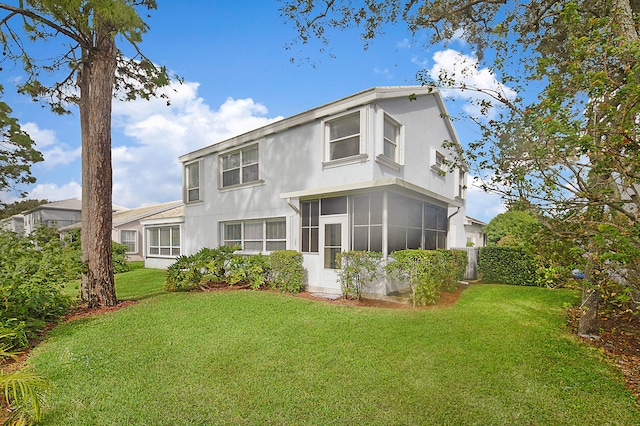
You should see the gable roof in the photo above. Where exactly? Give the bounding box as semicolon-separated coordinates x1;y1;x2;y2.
179;86;464;164
23;198;82;214
113;201;183;227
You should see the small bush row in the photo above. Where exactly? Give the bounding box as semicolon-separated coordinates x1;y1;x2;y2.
337;249;467;306
164;247;305;294
478;246;539;286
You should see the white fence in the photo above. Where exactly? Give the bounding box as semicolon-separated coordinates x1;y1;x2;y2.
452;247;479;280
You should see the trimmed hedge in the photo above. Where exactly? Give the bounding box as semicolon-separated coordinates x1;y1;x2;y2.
268;250;305;294
386;249;467;306
336;251;383;300
478;246;539;286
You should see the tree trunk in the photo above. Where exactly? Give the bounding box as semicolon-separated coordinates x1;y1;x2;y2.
79;24;118;308
577;283;600;337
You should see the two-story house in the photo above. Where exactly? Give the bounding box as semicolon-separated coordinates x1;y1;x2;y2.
151;86;468;295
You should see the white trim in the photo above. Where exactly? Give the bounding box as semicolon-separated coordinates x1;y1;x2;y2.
119;229;138;254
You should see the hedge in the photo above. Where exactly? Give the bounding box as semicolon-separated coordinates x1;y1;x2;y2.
478;246;539;286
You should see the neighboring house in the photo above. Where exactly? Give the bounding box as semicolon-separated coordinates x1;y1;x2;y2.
464;216;486;247
22;198;84;235
140;205;185;268
170;86;469;296
0;214;25;236
112;201;183;261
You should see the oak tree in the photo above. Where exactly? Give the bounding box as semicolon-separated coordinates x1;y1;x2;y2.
0;0;171;307
281;0;640;334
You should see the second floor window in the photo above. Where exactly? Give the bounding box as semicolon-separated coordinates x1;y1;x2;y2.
221;145;259;188
327;112;360;161
383;115;400;161
185;162;200;202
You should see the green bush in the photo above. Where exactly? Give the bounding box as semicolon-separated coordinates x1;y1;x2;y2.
226;254;270;290
112;242;131;274
336;251;383;300
386;249;467;306
0;230;73;349
164;246;241;291
478;246;539;286
268;250;305;294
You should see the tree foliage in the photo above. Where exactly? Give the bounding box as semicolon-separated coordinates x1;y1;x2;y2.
483;210;540;246
0;88;43;199
0;1;172;308
281;0;640;333
0;198;47;219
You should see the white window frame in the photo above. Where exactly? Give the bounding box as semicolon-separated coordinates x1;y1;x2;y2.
431;149;446;174
221;218;287;253
375;109;404;170
120;229;138;254
323;109;368;165
146;225;181;258
456;169;467;200
219;144;260;189
184;161;201;203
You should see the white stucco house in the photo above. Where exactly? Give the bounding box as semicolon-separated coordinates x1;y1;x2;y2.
149;86;469;295
22;198;84;235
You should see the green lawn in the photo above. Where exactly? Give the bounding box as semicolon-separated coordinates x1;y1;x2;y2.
28;268;640;425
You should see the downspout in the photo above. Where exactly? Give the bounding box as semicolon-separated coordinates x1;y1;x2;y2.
447;206;461;249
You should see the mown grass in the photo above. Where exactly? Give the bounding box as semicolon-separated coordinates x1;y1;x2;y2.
29;270;640;425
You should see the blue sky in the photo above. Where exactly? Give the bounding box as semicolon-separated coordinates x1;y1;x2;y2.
1;0;509;223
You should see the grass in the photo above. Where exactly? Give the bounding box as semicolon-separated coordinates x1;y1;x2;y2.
28;269;640;425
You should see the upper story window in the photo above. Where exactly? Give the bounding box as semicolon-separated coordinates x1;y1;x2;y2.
457;169;467;199
221;144;259;188
326;111;361;161
383;115;399;161
185;161;200;203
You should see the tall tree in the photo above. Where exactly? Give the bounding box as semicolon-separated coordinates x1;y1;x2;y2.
0;1;171;307
0;86;42;198
281;0;640;334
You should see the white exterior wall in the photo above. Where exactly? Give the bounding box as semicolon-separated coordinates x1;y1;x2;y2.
178;87;468;293
23;209;82;235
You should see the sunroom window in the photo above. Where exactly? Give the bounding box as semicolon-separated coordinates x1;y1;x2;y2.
221;145;259;188
327;112;360;161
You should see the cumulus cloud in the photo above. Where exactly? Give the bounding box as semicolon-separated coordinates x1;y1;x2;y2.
28;181;82;201
465;175;506;222
428;49;516;119
22;122;81;168
109;80;283;207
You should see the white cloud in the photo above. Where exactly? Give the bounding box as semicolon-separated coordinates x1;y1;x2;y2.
22;122;81;168
374;67;393;79
429;49;516;119
109;80;283;207
28;181;82;201
465;175;506;223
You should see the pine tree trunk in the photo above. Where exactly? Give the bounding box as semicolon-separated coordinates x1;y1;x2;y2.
79;24;118;308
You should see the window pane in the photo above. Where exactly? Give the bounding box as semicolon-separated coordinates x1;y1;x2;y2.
242;146;258;165
310;228;319;252
384;117;398;141
187;163;199;187
370;193;383;224
353;226;368;251
436;207;448;230
321;197;347;215
172;248;181;256
437;231;447;249
407;227;421;249
160;247;171;255
149;229;158;246
310;201;319;225
266;220;285;239
245;241;263;251
388;194;405;226
424;205;438;229
388;225;406;253
245;221;263;239
160;228;170;246
302;229;310;252
407;200;422;228
150;247;159;255
188;189;199;203
384;140;396;159
242;164;259;183
225;224;242;240
302;202;310;226
329;113;359;140
266;241;286;251
324;248;341;269
330;137;359;160
353;196;369;225
424;231;437;250
171;227;180;246
370;226;382;252
325;223;341;246
223;170;240;187
223;152;240;170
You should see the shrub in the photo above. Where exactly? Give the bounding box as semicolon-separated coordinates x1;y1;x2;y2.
112;242;131;274
386;249;467;306
268;250;305;294
336;251;383;300
164;246;241;291
478;246;539;286
226;254;270;290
